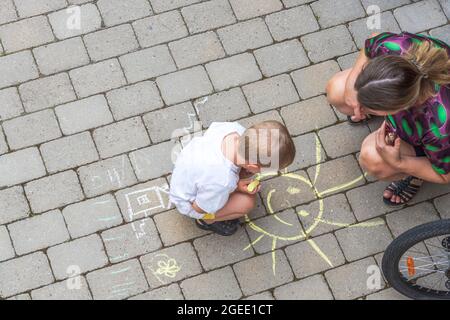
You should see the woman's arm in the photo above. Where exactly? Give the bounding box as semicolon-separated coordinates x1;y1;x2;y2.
398;156;450;184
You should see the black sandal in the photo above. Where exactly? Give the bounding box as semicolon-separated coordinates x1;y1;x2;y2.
195;219;238;236
347;115;373;125
383;176;423;207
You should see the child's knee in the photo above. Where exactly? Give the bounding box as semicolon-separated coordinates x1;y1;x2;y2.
241;194;257;214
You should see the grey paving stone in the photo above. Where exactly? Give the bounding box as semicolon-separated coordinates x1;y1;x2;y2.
107;81;163;121
229;0;283;20
102;218;162;263
0;51;39;89
195;88;251;127
129;141;176;181
265;5;319;41
285;233;345;279
0;147;46;188
194;228;254;270
154;209;209;246
259;171;316;213
441;0;450;19
206;53;262;91
55;95;114;135
129;284;184;300
78;155;138;198
297;194;356;237
144;102;197;143
434;194;450;219
149;0;202;13
218;18;273;55
365;287;409;300
181;266;242;300
386;202;441;237
181;0;236;34
8;210;69;255
233;250;294;296
287;133;325;172
301;25;357;63
0;252;54;298
335;219;392;261
346;181;396;221
14;0;67;18
25;171;84;213
97;0;152;26
93;117;150;159
281;96;337;136
0;226;14;262
243;74;299;113
120;46;177;84
337;52;359;70
307;155;365;197
133;10;188;48
325;257;383;300
394;0;447;34
157;66;213;105
63;194;123;238
69;59;126;98
3;109;62;150
360;0;410;11
254;39;309;77
0;15;54;53
274;274;334;300
18;73;76;113
246;208;304;253
291;60;341;99
0;127;8;155
0;186;30;225
169;31;225;69
0;88;24;121
141;242;203;288
115;178;171;222
84;24;139;62
40;132;99;173
86;259;148;300
31;277;92;300
349;12;401;49
0;0;17;24
430;25;450;47
319;122;370;158
48;4;102;40
243;291;274;300
50;237;106;280
7;293;31;300
238;110;283;129
311;0;365;28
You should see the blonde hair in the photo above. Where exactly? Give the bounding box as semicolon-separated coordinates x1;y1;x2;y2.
238;121;296;170
356;41;450;111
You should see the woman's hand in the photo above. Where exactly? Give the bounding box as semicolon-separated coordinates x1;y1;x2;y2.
375;122;402;169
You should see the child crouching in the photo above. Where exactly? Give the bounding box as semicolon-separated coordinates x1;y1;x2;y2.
169;121;296;236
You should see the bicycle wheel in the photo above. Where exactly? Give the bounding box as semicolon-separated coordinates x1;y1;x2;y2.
382;219;450;300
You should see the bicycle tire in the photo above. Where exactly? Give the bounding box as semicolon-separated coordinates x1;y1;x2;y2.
382;219;450;300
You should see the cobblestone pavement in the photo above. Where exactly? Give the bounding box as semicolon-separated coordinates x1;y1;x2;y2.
0;0;449;300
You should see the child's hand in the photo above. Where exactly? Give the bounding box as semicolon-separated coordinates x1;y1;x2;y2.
237;179;261;195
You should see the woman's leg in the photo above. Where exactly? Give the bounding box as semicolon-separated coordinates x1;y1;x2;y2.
359;131;418;203
205;192;256;223
326;69;355;116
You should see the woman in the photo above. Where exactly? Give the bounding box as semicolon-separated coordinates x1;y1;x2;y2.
327;32;450;206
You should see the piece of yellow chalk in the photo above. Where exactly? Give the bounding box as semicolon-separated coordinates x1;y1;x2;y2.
247;180;260;193
203;213;215;220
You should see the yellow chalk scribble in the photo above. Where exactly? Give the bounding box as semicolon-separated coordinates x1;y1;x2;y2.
148;254;181;284
244;137;384;275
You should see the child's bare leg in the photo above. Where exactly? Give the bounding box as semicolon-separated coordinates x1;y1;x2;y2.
204;191;256;224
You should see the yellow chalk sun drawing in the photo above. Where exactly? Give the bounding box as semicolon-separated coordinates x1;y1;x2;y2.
243;136;384;275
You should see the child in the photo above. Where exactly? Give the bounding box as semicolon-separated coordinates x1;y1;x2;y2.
169;120;296;236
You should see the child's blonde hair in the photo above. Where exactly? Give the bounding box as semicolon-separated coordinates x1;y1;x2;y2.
238;121;296;170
